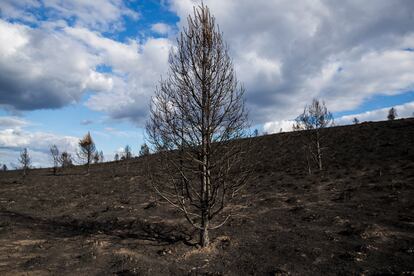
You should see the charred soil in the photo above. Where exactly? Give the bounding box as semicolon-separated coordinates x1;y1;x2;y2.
0;119;413;275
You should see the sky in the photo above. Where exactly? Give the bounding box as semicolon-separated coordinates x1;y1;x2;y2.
0;0;413;168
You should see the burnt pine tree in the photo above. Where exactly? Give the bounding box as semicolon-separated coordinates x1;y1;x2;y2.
139;143;150;157
352;117;359;124
146;4;250;247
122;145;132;173
19;148;31;176
294;99;334;173
50;144;60;175
60;151;73;168
114;153;120;161
93;151;100;164
388;107;397;120
122;145;132;160
77;132;96;173
99;150;104;162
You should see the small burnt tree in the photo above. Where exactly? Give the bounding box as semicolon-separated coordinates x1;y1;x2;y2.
99;150;104;162
352;117;359;125
50;144;60;175
294;99;334;173
60;151;73;168
93;152;100;164
387;107;397;120
139;143;150;157
114;153;120;161
122;145;132;160
146;4;250;247
77;132;96;174
122;145;133;173
19;148;31;176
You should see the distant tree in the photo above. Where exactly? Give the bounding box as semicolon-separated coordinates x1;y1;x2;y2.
139;143;150;157
93;152;100;164
92;150;104;163
18;148;31;176
114;153;120;161
49;144;60;175
99;150;104;162
293;99;334;174
387;107;397;121
77;132;96;173
122;145;132;160
146;4;250;248
352;117;359;124
2;164;7;171
253;129;259;137
122;145;133;173
60;151;73;168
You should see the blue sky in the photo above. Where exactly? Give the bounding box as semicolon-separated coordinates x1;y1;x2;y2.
0;0;414;168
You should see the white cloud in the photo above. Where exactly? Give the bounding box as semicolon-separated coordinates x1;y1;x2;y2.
0;0;41;24
0;128;78;153
0;116;79;168
151;23;172;35
0;116;29;128
263;101;414;134
1;0;414;129
66;28;172;124
0;19;105;110
0;20;171;124
336;101;414;125
263;120;295;134
169;0;414;125
0;0;139;31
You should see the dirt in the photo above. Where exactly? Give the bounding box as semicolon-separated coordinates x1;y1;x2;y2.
0;118;413;275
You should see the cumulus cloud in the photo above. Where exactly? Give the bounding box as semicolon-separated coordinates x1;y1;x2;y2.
0;116;29;128
169;0;414;124
0;0;139;31
0;116;79;167
0;19;106;110
1;0;414;129
0;0;41;24
263;102;414;134
66;28;171;124
151;23;172;35
336;101;414;125
263;120;296;134
0;19;171;123
0;128;78;153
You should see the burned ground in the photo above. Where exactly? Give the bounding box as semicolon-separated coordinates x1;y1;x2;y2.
0;119;413;275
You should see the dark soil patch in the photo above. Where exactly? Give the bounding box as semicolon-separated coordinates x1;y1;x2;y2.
0;118;413;275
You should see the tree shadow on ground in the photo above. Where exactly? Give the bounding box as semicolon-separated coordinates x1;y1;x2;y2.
0;210;193;246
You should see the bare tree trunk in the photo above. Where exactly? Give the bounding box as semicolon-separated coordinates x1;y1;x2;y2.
200;210;210;247
305;147;312;175
316;131;323;171
87;151;91;174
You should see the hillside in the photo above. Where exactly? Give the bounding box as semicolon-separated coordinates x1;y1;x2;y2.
0;118;413;275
